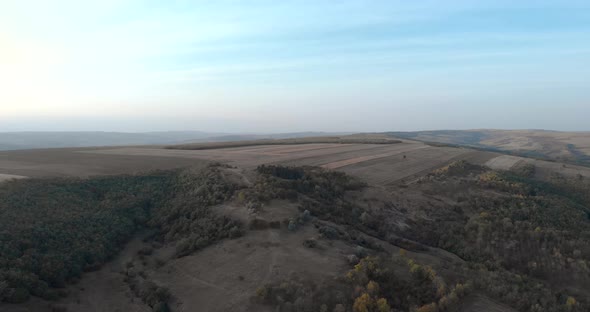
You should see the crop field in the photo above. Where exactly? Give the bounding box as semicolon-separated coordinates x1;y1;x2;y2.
335;147;474;184
67;142;466;185
484;155;524;170
0;142;490;186
95;144;505;185
0;147;211;178
2;141;589;186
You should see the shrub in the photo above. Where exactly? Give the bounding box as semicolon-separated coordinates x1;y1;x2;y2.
152;302;170;312
303;239;318;248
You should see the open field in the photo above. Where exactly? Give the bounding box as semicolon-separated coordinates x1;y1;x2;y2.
484;155;524;171
0;142;485;186
2;140;590;186
0;147;211;178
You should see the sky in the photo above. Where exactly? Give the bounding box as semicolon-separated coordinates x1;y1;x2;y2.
0;0;589;133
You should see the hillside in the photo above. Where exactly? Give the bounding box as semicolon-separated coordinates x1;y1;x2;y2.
388;130;590;166
1;138;589;311
0;145;589;311
0;131;221;151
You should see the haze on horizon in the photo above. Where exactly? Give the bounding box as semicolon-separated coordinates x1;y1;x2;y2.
1;0;589;133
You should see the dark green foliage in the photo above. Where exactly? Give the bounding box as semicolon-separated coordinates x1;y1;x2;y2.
152;302;169;312
4;287;30;303
253;166;389;251
303;239;317;248
147;167;242;257
255;165;366;202
0;172;171;301
513;163;536;178
254;165;367;227
318;225;341;239
0;165;242;303
407;166;590;311
257;165;305;180
127;278;170;311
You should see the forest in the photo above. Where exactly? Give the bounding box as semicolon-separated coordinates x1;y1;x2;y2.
1;161;589;312
0;164;241;304
250;163;590;312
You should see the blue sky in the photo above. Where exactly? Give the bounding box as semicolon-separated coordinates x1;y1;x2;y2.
1;0;589;132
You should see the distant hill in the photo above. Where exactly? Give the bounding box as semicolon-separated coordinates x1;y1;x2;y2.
0;131;223;151
0;131;348;151
388;129;590;166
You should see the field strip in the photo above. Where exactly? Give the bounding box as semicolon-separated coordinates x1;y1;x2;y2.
226;143;348;155
259;143;424;168
335;147;470;185
485;155;523;170
236;144;417;168
232;143;398;159
321;145;429;169
385;151;474;185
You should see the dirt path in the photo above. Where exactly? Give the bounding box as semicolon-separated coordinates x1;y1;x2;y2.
264;230;280;283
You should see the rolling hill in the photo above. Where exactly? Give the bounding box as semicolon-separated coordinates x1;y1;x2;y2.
388;129;590;166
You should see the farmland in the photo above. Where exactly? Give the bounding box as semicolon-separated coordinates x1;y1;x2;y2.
0;141;475;185
1;138;590;312
3;139;588;187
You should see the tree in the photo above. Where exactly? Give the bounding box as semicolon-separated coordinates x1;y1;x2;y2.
353;293;374;312
566;296;577;311
376;298;391;312
416;303;438;312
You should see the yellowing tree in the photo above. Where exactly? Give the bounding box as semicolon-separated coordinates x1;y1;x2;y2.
566;296;577;311
353;293;374;312
367;281;380;295
376;298;391;312
416;303;438;312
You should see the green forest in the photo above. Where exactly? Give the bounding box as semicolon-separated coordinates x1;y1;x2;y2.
1;162;589;312
0;165;241;304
